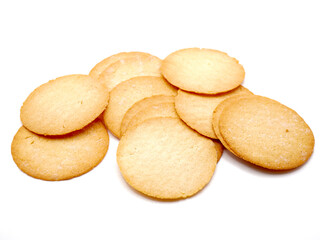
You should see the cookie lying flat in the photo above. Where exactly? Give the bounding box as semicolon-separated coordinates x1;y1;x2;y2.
218;95;315;170
11;120;109;181
103;76;177;138
175;86;252;138
161;48;245;94
20;74;109;136
117;117;218;199
120;95;175;137
89;52;153;80
123;102;179;136
212;95;252;154
98;54;162;91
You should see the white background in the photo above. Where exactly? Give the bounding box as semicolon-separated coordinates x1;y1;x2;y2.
0;1;319;239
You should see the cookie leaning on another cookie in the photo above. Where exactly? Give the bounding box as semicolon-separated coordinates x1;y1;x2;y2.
161;48;245;94
175;86;252;139
123;101;179;136
212;94;252;155
117;117;219;199
218;95;315;170
11;120;109;181
120;95;176;137
103;76;177;138
20;74;109;136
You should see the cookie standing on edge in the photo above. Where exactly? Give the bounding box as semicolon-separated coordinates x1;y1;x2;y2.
103;76;177;138
218;95;315;170
11;120;109;181
98;54;162;91
89;52;154;80
117;117;219;199
175;86;252;138
161;48;245;94
20;74;109;136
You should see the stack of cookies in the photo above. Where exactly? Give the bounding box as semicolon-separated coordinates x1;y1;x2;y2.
11;48;315;201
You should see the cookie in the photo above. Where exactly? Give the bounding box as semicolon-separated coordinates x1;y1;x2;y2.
103;76;177;138
98;54;162;91
122;102;179;136
161;48;245;94
117;117;219;199
11;120;109;181
212;95;252;154
213;140;224;161
175;86;252;138
120;95;175;137
89;52;153;80
20;74;109;136
218;95;315;170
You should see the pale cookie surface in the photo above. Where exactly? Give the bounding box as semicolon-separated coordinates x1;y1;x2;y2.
117;117;218;199
103;76;177;138
218;95;315;170
123;102;179;136
20;74;109;135
212;95;252;154
89;52;153;80
11;120;109;181
175;86;252;138
161;48;245;94
98;54;162;91
120;95;175;137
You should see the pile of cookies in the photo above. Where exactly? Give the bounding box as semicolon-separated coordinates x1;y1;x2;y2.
11;48;315;200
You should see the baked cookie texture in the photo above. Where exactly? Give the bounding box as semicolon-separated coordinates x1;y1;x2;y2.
122;102;179;137
103;76;177;138
20;74;109;136
120;95;175;137
117;117;219;199
175;86;252;138
161;48;245;94
218;95;315;170
89;52;153;80
11;120;109;181
98;54;162;91
212;95;252;154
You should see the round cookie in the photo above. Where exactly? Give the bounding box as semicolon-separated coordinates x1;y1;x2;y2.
120;95;175;137
175;86;252;138
122;102;179;136
117;117;219;199
89;52;154;80
212;95;252;154
11;120;109;181
20;74;109;136
98;54;162;91
218;95;315;170
103;76;177;138
161;48;245;94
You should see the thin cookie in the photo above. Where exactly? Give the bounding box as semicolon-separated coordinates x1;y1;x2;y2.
103;76;177;138
98;54;162;91
11;120;109;181
123;102;179;136
89;52;153;80
20;74;109;135
161;48;245;94
218;95;315;170
117;117;219;199
120;95;175;137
